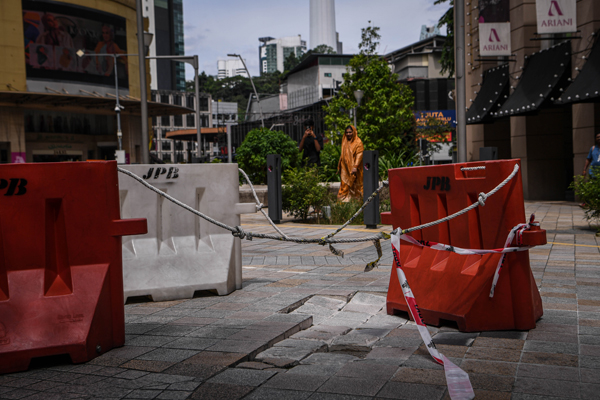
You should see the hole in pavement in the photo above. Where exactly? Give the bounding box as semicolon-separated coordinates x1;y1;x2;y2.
193;289;218;298
125;295;153;304
29;354;72;370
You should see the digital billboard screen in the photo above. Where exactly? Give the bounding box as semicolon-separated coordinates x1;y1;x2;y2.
23;0;129;88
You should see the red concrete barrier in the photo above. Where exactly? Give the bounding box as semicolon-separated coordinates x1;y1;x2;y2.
0;161;147;374
383;160;544;332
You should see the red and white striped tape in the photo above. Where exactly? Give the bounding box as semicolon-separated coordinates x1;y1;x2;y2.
391;233;475;400
398;214;536;298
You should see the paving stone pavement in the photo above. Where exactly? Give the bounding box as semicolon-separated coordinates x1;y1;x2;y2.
1;201;599;399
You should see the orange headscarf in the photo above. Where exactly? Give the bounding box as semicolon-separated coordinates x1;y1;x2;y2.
337;125;364;201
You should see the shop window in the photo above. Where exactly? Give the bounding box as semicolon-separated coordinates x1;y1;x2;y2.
162;140;171;151
186;114;195;127
174;115;183;127
161;115;170;126
162;153;171;162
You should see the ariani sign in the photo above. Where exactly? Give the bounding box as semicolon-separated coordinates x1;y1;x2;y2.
536;0;577;34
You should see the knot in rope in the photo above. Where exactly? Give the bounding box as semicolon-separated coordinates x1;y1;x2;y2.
383;180;389;187
478;192;488;207
256;203;264;211
232;226;247;239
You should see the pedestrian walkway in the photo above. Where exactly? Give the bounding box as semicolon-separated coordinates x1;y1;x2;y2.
0;201;598;399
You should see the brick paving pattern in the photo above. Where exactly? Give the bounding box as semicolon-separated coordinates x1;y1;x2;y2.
0;201;598;399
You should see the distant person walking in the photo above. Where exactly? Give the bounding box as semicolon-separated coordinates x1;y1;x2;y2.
337;125;364;202
298;119;323;167
583;132;600;178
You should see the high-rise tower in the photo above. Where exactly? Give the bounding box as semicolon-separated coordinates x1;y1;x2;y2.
309;0;339;52
144;0;185;91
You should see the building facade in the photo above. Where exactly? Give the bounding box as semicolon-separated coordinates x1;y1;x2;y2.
0;0;188;164
150;89;211;163
259;35;307;75
461;0;599;200
283;53;353;109
211;100;238;127
217;59;248;79
143;0;185;91
386;35;455;163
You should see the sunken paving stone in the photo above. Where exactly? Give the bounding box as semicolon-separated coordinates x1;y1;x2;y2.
1;201;598;399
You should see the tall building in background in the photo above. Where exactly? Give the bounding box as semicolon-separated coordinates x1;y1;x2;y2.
144;0;185;91
217;59;248;79
309;0;342;53
259;35;306;75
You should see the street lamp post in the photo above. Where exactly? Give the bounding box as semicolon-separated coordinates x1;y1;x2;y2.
353;89;364;128
227;53;264;128
146;55;201;161
76;50;138;163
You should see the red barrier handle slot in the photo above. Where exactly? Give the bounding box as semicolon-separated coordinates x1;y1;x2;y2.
381;212;393;225
111;218;148;237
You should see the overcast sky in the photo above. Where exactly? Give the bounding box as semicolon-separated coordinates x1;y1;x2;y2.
180;0;450;80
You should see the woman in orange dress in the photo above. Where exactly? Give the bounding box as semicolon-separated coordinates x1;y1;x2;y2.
337;125;364;202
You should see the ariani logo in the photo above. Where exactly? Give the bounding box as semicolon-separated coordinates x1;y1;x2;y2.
488;28;501;43
483;28;509;52
541;0;572;27
548;0;563;16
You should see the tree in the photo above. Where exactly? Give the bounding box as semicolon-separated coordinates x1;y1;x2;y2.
323;24;416;156
186;71;282;120
299;44;336;63
284;52;300;72
435;0;455;77
312;44;336;54
236;127;300;184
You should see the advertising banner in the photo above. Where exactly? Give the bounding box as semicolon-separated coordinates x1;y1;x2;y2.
414;110;456;142
22;0;128;88
536;0;577;34
479;0;512;57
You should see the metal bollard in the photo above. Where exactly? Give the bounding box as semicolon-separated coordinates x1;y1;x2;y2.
363;150;380;229
267;154;282;224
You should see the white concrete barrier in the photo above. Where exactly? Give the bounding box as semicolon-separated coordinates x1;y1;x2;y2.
118;164;256;302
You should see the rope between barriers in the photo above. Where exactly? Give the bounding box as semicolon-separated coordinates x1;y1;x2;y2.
117;163;519;259
238;168;289;239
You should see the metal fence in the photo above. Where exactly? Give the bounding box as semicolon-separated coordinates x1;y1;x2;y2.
231;101;328;149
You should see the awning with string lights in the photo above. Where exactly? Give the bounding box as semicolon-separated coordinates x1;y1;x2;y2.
466;64;509;124
554;36;600;105
493;41;571;118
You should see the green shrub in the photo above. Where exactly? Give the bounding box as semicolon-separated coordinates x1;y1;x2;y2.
378;148;417;181
319;143;341;182
326;199;364;225
282;166;330;221
570;168;600;231
236;128;300;184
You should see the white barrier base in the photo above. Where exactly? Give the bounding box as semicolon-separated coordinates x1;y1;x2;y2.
119;164;255;303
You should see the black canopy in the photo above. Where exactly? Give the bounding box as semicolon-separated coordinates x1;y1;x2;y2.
555;37;600;105
494;41;571;118
466;64;509;124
